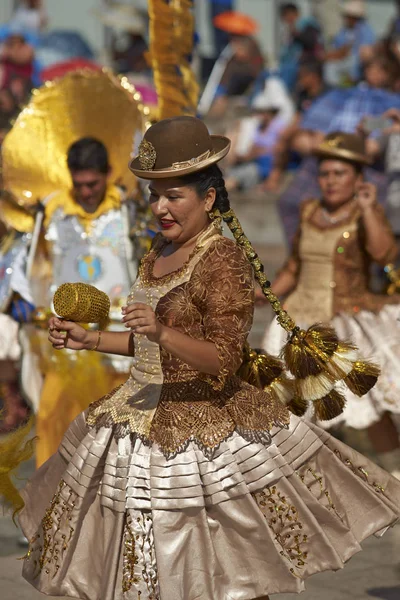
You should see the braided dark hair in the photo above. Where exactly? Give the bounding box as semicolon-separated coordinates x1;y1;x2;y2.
180;164;230;214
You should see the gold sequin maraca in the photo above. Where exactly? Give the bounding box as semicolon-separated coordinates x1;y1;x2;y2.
53;283;110;330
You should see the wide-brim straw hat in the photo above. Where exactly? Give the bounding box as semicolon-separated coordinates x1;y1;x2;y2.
314;131;371;165
129;116;231;179
213;11;259;36
341;0;366;19
93;3;146;34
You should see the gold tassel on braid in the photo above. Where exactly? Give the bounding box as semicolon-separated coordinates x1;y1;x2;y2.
212;207;380;421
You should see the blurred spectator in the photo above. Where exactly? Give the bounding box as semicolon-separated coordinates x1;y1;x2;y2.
297;54;400;152
363;108;400;239
310;0;342;44
10;1;48;35
278;54;400;243
208;34;264;117
387;0;400;41
93;4;148;75
0;88;19;144
0;32;35;90
279;2;322;91
225;109;286;192
264;59;330;191
324;0;375;86
210;1;234;57
224;75;294;154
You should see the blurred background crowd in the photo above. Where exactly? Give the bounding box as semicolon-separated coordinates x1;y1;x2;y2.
2;1;400;231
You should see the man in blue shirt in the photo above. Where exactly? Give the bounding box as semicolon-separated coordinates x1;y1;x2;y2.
324;0;376;86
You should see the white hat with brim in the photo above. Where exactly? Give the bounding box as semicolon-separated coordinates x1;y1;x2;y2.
341;1;366;18
251;93;280;112
93;4;146;35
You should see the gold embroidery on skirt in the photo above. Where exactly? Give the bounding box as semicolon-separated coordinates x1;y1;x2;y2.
298;467;338;514
122;510;159;599
23;480;76;579
122;514;140;593
253;486;308;577
333;449;385;494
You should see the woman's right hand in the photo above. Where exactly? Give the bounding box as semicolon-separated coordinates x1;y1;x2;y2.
48;317;92;351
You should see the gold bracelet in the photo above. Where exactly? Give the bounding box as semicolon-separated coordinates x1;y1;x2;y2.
89;330;102;351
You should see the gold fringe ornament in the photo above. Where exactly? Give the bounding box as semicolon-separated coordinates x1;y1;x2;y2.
313;390;346;421
53;283;110;330
148;0;199;119
212;208;380;420
237;343;294;406
0;417;36;520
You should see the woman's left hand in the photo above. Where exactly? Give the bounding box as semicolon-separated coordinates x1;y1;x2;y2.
356;182;377;212
122;303;163;343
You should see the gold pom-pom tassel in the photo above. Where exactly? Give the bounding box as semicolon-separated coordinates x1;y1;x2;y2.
296;371;335;401
238;344;285;388
270;377;295;406
237;344;294;405
0;417;36;521
283;324;339;379
313;389;346;421
287;396;309;417
344;360;381;396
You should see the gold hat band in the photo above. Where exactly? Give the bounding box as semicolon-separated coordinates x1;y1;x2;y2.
171;149;212;170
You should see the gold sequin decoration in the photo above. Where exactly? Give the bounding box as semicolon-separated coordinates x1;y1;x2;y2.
253;486;308;577
53;282;111;330
334;449;385;494
138;139;157;170
23;480;76;579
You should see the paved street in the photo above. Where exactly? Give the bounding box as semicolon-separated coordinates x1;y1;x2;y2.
1;188;399;600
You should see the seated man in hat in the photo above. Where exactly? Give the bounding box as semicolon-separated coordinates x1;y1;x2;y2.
224;85;291;192
323;0;376;86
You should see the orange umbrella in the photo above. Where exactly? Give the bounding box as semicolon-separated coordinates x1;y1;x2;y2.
213;11;259;36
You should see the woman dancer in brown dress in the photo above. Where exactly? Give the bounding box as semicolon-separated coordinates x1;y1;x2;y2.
18;117;400;600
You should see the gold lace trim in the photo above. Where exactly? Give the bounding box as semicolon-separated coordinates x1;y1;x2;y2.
87;377;290;458
138;221;222;288
149;379;290;458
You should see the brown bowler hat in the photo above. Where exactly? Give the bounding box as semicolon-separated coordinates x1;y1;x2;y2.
129;116;231;179
314;131;371;165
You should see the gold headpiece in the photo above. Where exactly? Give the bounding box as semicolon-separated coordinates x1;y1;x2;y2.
1;69;149;209
53;283;110;330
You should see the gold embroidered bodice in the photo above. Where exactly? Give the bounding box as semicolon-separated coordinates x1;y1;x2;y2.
88;223;290;457
284;200;399;324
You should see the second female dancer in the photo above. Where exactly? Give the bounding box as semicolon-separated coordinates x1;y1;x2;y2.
262;131;400;479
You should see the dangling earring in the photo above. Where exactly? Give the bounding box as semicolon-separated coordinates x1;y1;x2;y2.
208;209;222;231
